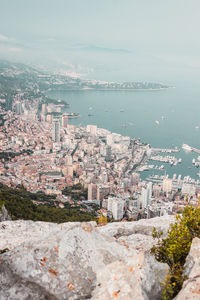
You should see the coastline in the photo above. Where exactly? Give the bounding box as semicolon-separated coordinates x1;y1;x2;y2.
47;87;173;92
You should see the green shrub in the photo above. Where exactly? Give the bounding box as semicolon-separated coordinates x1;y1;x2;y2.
151;204;200;299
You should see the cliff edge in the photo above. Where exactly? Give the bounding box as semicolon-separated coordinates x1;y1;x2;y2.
0;216;199;300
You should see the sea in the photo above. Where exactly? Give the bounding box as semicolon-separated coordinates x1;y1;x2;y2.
48;80;200;181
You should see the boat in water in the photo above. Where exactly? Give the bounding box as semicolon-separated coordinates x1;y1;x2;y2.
182;144;192;152
65;113;80;119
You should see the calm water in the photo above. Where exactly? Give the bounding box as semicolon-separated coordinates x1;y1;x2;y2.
48;82;200;180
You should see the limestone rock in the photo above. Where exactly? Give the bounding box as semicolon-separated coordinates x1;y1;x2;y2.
92;252;169;300
0;217;174;300
98;215;174;254
0;222;132;300
0;220;81;250
175;237;200;300
0;205;11;222
98;215;174;239
118;233;156;253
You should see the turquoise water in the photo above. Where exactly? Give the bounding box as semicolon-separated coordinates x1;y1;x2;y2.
48;82;200;180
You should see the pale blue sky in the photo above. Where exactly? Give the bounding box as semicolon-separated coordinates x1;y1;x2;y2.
0;0;200;82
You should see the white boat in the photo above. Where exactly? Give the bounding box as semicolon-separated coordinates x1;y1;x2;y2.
182;144;192;152
155;120;159;125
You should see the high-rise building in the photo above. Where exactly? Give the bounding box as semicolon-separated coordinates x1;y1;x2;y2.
86;125;97;135
105;146;112;162
106;134;113;146
97;185;110;200
42;103;47;115
162;178;173;193
46;114;52;123
141;188;148;209
107;197;124;220
52;116;60;142
131;173;140;185
112;200;124;220
88;183;97;200
14;102;22;114
141;182;152;209
62;113;68;127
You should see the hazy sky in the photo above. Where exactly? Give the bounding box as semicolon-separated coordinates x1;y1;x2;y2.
0;0;200;82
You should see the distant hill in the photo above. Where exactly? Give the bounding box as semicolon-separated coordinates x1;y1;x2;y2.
0;60;171;97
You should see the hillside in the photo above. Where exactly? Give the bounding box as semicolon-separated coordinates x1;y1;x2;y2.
0;60;170;98
0;184;96;223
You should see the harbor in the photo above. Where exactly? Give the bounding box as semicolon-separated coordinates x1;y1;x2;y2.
150;155;182;166
151;147;180;153
136;145;200;182
48;83;200;182
146;174;200;188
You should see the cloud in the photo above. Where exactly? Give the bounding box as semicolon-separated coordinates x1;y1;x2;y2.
0;34;24;54
0;34;15;42
0;34;9;41
53;58;94;77
0;44;22;54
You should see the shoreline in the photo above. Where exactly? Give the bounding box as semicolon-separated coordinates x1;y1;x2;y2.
47;87;173;92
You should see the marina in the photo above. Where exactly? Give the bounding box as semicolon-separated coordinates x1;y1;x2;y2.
137;164;164;172
151;147;180;153
146;174;200;188
150;155;182;165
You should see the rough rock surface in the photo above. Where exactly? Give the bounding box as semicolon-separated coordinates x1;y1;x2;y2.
0;216;175;300
118;233;156;254
98;215;175;238
0;220;80;250
175;237;200;300
0;205;11;222
99;215;175;254
92;253;169;300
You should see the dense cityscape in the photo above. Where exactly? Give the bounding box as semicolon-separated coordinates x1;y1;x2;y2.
0;63;199;222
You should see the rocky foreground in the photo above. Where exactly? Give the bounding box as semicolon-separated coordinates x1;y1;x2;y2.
0;216;199;300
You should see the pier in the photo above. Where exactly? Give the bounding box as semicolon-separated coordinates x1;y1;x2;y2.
151;147;179;153
146;175;200;188
191;146;200;155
